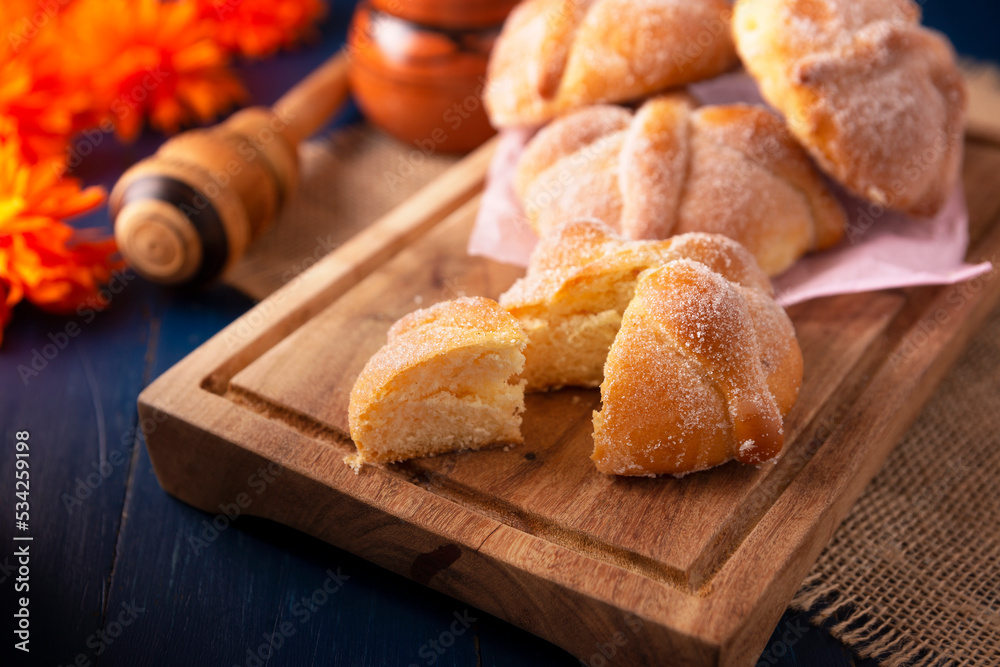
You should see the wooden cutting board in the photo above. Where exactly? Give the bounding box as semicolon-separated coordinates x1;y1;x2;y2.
139;135;1000;666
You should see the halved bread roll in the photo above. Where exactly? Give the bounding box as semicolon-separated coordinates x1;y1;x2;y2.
499;220;773;391
347;297;527;467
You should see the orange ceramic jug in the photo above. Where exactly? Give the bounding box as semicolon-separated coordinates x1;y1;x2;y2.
347;0;517;153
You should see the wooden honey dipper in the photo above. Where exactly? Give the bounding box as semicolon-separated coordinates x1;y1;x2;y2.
110;51;350;285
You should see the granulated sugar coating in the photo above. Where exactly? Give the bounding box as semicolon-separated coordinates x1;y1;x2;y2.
499;220;778;392
348;297;528;467
485;0;738;128
514;93;846;276
592;259;802;477
513;105;632;199
733;0;966;218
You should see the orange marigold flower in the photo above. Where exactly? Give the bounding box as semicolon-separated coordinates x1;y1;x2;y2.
0;138;120;344
197;0;326;59
0;1;95;163
61;0;246;142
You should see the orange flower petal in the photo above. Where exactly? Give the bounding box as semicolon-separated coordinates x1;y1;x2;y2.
0;137;119;319
62;0;246;140
196;0;326;59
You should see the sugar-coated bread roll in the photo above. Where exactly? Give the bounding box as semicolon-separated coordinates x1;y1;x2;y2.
592;259;802;476
514;94;845;276
499;220;778;392
347;297;527;467
733;0;966;217
485;0;738;128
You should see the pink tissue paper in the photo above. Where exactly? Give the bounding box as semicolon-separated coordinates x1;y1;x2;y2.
467;73;993;307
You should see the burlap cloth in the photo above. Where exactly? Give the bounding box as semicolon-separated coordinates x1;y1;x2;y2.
789;304;1000;666
223;66;1000;666
224;125;458;300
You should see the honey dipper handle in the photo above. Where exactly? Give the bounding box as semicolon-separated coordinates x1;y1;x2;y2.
112;49;352;286
273;50;351;146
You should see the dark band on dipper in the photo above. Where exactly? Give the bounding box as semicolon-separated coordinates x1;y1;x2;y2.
113;176;229;286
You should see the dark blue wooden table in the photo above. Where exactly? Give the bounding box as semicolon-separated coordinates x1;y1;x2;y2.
2;2;997;666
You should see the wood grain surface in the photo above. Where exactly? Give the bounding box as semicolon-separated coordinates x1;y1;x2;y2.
138;138;1000;667
4;5;995;666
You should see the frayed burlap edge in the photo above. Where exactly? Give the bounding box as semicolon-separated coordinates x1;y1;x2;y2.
790;299;1000;667
788;61;1000;667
